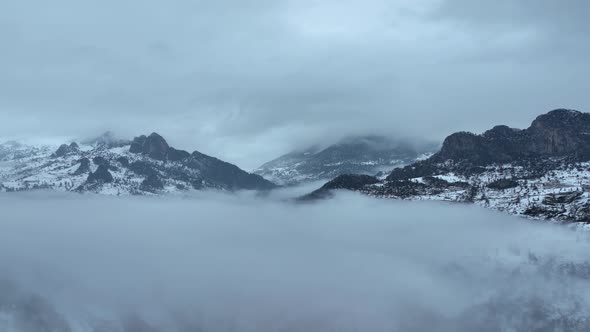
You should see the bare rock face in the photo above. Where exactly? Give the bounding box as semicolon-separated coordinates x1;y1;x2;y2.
129;135;147;154
92;156;109;166
140;174;164;192
73;158;91;175
144;133;170;160
87;165;114;184
527;109;590;155
2;131;277;194
299;174;380;201
129;133;170;160
435;127;532;164
52;142;80;158
168;147;191;161
321;174;380;190
116;156;130;167
436;132;487;163
432;109;590;165
255;135;435;186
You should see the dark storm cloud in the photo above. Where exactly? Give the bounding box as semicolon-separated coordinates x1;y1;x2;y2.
1;0;589;169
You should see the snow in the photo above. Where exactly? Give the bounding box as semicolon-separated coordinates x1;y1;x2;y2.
0;143;189;195
415;152;434;161
434;173;464;183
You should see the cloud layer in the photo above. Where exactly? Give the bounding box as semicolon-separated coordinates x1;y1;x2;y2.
1;0;589;168
0;191;589;331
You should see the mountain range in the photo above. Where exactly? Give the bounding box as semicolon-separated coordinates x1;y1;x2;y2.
254;136;436;185
3;109;590;223
302;109;590;223
0;132;275;195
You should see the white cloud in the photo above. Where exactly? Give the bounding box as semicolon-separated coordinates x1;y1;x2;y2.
0;191;589;331
1;0;589;169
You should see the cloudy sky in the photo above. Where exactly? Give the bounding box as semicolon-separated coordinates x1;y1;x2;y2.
1;0;589;169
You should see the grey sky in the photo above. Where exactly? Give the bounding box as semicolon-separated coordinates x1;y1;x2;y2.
1;0;589;169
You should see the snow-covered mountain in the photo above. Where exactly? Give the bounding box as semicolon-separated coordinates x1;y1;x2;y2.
0;132;275;195
254;135;436;185
302;109;590;223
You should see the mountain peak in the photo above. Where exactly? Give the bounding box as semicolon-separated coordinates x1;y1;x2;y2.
148;132;166;140
429;109;590;165
256;135;436;185
483;125;520;139
52;142;80;158
0;131;275;195
86;165;114;184
544;108;581;117
436;131;487;162
130;133;170;160
530;109;587;130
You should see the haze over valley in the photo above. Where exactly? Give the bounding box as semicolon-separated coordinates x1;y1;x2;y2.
2;0;590;331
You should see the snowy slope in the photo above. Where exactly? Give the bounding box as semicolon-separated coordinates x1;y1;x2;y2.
0;133;275;195
303;109;590;223
254;136;436;185
304;159;590;223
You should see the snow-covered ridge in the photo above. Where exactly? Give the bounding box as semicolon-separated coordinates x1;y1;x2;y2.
0;133;275;195
302;109;590;223
254;136;437;186
304;159;590;223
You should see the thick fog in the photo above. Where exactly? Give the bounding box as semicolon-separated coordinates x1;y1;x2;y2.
1;191;589;331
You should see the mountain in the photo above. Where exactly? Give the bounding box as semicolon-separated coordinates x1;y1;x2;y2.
0;132;276;195
302;109;590;223
254;135;436;185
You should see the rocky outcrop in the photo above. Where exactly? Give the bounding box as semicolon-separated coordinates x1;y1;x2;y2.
189;151;276;191
116;156;130;167
388;109;590;182
487;178;519;190
140;174;164;192
129;133;170;160
168;147;191;161
128;161;157;177
129;132;192;162
73;158;91;175
129;135;147;154
299;174;380;201
52;142;79;158
527;109;590;156
320;174;380;191
542;191;583;205
2;131;276;194
433;127;532;164
86;165;114;184
435;132;487;162
92;156;109;166
300;109;590;223
430;109;590;166
255;136;436;186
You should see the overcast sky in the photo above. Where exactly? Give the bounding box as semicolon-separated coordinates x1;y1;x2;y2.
1;0;589;169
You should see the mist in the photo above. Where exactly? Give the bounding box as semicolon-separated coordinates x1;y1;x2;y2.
3;0;590;168
0;191;589;331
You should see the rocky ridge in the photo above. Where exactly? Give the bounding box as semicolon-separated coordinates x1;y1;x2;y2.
303;109;590;223
0;132;275;195
254;135;436;185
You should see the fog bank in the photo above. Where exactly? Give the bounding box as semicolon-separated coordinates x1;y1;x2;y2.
1;191;590;331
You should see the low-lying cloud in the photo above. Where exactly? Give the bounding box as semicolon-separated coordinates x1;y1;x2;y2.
1;191;590;331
